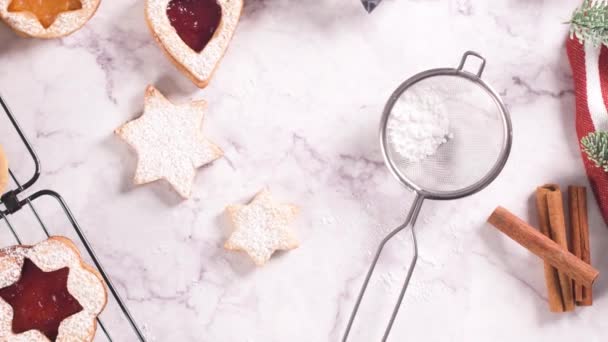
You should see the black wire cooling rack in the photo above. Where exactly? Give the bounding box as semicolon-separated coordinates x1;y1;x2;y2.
0;95;147;342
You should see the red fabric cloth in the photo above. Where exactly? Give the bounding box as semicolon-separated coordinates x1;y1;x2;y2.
566;38;608;223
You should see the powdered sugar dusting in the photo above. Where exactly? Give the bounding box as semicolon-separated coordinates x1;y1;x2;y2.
0;238;107;341
116;86;223;198
146;0;242;86
0;0;99;38
387;90;452;162
224;189;300;266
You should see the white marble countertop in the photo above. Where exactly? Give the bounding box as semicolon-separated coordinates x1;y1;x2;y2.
1;0;606;341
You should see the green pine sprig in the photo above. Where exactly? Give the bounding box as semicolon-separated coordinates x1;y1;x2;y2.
582;131;608;171
570;0;608;47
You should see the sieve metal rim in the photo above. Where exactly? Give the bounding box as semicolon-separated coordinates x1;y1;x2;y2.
379;60;513;200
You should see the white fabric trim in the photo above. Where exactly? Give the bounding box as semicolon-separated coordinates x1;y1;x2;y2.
584;42;608;131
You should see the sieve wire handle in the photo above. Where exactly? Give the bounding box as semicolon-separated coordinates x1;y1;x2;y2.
457;51;486;78
342;193;425;342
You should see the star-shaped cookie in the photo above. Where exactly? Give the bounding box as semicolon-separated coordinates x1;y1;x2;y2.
116;85;223;198
224;188;300;266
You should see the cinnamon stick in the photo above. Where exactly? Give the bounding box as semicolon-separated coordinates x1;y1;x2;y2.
569;186;593;306
544;187;575;311
569;186;583;303
487;206;599;287
535;185;565;312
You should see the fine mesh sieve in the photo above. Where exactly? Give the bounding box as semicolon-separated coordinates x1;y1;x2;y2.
343;51;512;341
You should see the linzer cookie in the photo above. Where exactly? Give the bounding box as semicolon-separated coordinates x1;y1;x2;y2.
224;188;300;266
0;0;100;38
116;85;223;199
0;236;107;341
0;145;7;194
145;0;243;88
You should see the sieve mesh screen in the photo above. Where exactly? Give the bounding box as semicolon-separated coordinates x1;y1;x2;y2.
385;74;506;194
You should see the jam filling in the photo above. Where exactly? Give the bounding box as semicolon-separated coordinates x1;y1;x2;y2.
8;0;83;29
166;0;222;53
0;258;83;341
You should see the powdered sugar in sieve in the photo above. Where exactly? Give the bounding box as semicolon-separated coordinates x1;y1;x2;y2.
387;89;453;162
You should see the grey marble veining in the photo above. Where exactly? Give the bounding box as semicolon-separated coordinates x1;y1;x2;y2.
1;0;606;341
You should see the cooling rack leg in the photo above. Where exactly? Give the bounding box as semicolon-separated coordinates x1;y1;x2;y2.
23;198;114;342
0;213;21;244
0;96;41;193
29;190;147;342
1;95;147;341
97;318;113;342
74;224;146;341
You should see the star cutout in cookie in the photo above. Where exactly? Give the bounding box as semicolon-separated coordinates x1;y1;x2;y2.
224;188;300;266
8;0;83;28
116;85;223;198
0;258;83;340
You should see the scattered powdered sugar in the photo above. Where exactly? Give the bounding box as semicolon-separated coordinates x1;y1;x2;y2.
407;279;453;303
320;215;336;225
380;270;399;290
387;90;452;162
116;86;223;198
146;0;243;85
0;238;107;341
405;279;433;302
224;189;299;266
455;0;473;15
381;276;452;304
140;323;157;341
0;0;99;38
155;243;169;256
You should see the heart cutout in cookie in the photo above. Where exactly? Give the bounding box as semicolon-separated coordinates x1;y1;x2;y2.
146;0;243;88
167;0;222;53
0;0;100;38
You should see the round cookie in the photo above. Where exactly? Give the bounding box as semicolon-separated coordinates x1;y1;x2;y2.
0;0;101;38
0;236;108;341
0;145;8;195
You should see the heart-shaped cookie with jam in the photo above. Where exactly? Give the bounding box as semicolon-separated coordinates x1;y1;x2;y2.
0;0;100;38
145;0;243;88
